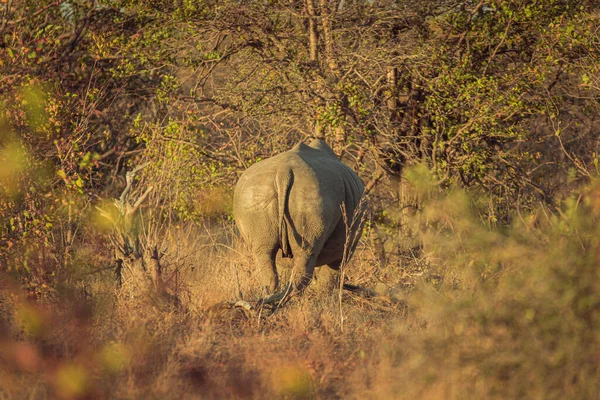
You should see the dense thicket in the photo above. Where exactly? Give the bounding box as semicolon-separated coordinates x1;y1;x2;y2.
1;1;599;398
2;1;598;273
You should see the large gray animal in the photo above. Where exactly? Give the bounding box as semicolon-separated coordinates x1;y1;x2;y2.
233;138;366;304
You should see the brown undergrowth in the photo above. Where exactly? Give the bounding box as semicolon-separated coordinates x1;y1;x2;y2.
0;219;411;400
2;179;600;399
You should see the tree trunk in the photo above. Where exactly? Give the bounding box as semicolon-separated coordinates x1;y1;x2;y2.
305;0;318;63
319;0;339;77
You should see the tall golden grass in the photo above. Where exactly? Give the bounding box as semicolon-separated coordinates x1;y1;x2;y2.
1;175;599;399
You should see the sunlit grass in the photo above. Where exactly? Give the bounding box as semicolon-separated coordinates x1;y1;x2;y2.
1;175;599;399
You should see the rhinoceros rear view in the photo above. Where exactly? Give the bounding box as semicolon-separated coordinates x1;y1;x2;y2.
233;138;366;304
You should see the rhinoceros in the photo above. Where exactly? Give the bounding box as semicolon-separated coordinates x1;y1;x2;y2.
233;138;366;304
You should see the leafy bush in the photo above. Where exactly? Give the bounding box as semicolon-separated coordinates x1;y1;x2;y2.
393;173;600;399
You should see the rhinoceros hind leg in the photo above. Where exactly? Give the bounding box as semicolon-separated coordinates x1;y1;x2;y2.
253;249;279;293
261;253;318;306
327;260;341;271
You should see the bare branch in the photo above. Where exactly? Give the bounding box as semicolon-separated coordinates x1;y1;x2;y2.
129;186;154;217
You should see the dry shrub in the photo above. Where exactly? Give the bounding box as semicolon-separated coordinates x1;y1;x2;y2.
387;175;600;399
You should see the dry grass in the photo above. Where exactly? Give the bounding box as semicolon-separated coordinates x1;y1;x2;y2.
0;218;411;400
1;180;600;399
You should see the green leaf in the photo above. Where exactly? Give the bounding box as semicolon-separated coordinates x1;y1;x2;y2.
581;74;590;85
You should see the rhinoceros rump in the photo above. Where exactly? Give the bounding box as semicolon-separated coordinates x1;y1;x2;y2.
233;139;366;304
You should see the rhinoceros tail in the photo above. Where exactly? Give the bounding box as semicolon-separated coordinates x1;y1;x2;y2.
276;169;293;258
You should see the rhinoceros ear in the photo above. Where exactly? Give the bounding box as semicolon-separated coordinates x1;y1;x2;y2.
307;138;337;158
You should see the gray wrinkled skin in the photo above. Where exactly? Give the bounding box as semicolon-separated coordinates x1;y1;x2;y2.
233;139;365;303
